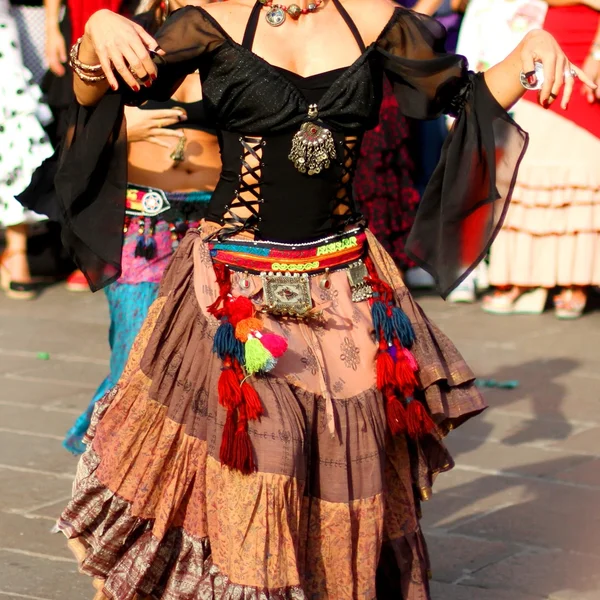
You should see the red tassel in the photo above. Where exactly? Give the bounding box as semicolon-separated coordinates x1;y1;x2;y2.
231;405;256;474
219;408;236;466
207;263;232;319
229;295;255;327
406;399;436;438
218;360;242;410
395;354;419;397
385;391;407;436
377;350;395;390
241;380;263;420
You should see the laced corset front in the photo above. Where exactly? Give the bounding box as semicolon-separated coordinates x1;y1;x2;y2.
202;0;368;242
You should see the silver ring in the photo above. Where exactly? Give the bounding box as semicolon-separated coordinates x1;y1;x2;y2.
564;67;577;79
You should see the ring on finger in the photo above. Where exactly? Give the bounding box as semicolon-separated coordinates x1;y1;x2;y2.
564;66;577;79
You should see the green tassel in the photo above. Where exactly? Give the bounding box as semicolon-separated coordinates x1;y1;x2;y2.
245;337;273;375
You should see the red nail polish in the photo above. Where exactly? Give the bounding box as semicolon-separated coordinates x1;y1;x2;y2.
144;80;152;88
111;83;117;91
150;73;157;81
133;84;140;92
527;74;537;86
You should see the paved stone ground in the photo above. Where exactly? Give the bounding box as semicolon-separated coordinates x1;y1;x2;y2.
0;285;599;600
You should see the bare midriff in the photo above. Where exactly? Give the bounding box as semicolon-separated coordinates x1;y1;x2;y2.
127;129;221;193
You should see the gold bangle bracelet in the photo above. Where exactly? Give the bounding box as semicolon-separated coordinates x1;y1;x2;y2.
72;64;107;83
69;37;103;73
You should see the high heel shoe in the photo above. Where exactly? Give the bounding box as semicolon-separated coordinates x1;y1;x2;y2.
0;250;38;300
482;287;548;315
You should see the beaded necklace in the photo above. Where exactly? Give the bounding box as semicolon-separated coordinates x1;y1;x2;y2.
259;0;324;26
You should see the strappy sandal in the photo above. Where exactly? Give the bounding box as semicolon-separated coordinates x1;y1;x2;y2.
482;287;548;315
554;288;587;320
0;249;39;300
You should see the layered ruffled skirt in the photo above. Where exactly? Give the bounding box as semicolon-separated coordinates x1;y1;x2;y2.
489;100;600;288
58;228;485;600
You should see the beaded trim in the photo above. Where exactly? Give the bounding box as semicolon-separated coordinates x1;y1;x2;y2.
209;230;367;275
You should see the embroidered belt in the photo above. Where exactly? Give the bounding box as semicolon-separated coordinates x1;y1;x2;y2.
125;184;211;222
209;228;367;276
209;228;371;317
125;185;211;259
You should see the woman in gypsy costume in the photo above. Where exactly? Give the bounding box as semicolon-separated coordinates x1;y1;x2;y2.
484;4;600;318
60;0;221;455
31;0;589;596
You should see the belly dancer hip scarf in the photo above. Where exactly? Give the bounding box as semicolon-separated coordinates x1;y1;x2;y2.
125;184;211;258
205;227;436;475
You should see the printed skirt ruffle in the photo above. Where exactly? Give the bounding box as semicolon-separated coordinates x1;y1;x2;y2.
58;228;485;600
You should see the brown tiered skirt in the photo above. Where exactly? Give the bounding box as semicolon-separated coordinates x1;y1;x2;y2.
58;228;485;600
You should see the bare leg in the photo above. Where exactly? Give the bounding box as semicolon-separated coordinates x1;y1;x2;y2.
2;224;32;283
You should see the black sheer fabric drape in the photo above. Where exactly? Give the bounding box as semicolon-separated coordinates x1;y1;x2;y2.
376;9;528;297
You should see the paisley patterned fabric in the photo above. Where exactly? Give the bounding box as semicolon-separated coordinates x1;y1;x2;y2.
58;229;485;599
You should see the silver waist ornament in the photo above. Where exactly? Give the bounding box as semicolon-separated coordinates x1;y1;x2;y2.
289;104;336;175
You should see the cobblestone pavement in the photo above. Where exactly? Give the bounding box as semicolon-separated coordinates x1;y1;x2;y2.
0;285;599;600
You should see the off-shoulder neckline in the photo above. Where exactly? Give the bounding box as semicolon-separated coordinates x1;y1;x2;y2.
185;5;405;106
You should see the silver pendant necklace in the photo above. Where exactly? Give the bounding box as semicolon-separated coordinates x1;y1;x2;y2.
260;0;323;27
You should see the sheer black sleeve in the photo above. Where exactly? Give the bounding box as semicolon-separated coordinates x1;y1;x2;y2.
17;6;225;291
376;9;528;298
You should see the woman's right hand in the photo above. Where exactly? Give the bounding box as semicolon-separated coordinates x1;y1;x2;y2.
82;10;159;91
45;26;67;77
125;106;187;147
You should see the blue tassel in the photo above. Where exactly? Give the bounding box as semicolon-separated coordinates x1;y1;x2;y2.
233;338;245;367
391;306;415;348
134;234;145;258
213;320;238;360
144;236;157;260
372;301;393;344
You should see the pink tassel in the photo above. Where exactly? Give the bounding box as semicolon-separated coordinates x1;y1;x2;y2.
259;332;288;358
402;347;419;371
395;356;418;398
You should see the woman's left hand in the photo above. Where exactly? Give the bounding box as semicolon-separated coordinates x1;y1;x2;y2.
519;30;596;109
581;55;600;103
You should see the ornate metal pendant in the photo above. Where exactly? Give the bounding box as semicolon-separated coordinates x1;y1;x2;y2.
265;6;286;26
169;134;186;163
289;104;336;175
347;260;372;303
261;272;313;317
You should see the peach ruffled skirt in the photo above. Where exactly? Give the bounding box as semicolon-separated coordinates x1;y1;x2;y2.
489;100;600;287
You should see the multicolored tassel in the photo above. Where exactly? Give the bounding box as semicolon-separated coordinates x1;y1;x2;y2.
208;263;288;475
364;256;435;440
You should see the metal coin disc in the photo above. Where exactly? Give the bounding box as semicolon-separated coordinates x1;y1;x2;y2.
266;6;286;26
141;191;165;216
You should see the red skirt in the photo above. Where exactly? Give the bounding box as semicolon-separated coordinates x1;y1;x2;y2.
524;6;600;139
